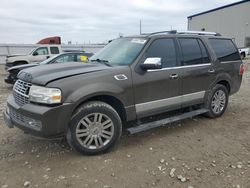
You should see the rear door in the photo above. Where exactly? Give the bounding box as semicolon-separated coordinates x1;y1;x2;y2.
177;37;215;107
132;38;182;118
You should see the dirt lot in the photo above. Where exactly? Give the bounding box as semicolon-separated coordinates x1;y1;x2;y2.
0;61;250;188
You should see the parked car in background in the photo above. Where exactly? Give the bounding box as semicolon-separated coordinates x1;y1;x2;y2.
4;31;243;155
238;47;249;59
5;45;62;70
5;52;93;84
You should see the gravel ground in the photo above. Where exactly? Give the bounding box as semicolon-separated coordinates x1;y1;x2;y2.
0;61;250;188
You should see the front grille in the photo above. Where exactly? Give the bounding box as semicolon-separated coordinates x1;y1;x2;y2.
9;107;42;131
13;79;31;106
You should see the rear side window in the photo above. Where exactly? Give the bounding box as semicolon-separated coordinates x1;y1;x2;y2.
179;38;209;65
50;47;60;54
145;38;177;68
209;39;240;62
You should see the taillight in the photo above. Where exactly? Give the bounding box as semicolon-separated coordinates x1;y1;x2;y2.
239;64;244;75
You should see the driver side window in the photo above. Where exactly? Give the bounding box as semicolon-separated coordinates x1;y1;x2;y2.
145;39;177;68
34;47;48;55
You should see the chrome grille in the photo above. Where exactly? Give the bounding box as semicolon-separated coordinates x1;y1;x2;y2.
13;79;31;106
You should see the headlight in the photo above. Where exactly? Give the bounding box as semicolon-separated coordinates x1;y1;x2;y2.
29;85;62;104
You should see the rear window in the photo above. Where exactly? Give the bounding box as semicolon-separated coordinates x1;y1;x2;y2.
209;39;240;62
50;47;60;54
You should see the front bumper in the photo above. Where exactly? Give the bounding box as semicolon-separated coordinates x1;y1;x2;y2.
3;94;74;138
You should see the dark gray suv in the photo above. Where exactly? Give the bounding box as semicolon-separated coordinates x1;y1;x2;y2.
4;31;244;155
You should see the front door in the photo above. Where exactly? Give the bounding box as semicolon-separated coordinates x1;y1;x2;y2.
132;38;182;118
30;47;49;63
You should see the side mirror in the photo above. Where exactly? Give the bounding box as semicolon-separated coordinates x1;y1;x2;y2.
33;52;38;56
140;57;162;70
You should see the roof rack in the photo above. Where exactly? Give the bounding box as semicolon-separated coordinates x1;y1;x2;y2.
146;30;221;36
177;30;221;36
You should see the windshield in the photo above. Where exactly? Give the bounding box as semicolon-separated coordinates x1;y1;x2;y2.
90;37;147;65
39;54;61;65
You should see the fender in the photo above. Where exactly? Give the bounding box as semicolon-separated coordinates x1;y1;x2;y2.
204;72;232;102
65;82;126;108
211;72;232;91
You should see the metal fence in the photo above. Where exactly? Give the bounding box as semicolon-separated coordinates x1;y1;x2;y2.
0;44;105;64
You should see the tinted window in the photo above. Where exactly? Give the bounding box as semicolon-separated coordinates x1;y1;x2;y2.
179;38;203;65
54;54;75;63
198;39;210;63
145;39;177;68
34;47;48;55
209;39;240;62
50;47;59;54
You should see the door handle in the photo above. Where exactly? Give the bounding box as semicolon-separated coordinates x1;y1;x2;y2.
170;74;178;79
46;56;50;59
208;69;215;73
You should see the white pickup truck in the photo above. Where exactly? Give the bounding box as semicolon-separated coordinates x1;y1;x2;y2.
5;45;62;70
238;47;249;59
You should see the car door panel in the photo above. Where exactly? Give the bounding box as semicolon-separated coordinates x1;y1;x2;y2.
177;37;215;107
133;69;182;118
132;38;181;118
30;47;49;63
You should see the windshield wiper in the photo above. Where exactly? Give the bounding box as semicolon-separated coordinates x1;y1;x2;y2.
90;59;112;67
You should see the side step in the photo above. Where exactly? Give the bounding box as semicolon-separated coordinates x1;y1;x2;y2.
127;108;208;134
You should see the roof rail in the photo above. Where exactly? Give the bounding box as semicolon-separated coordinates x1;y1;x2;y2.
146;30;221;36
177;30;221;36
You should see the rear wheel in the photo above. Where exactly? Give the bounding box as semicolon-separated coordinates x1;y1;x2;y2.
67;101;122;155
205;84;229;118
240;52;246;59
14;61;27;66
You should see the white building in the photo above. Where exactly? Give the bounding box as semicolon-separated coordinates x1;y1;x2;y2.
188;0;250;48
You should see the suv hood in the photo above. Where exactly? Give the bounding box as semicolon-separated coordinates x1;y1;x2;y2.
8;63;38;71
17;62;110;85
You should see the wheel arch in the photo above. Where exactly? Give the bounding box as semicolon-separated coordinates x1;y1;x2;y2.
13;60;28;66
212;73;232;94
216;80;231;93
71;94;127;122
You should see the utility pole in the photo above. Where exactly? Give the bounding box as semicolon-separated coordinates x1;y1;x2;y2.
140;20;142;35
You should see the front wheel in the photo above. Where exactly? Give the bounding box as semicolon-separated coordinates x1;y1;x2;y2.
67;101;122;155
205;84;229;118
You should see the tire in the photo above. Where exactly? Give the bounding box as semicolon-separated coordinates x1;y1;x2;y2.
67;101;122;155
14;61;27;66
204;84;229;118
240;52;245;59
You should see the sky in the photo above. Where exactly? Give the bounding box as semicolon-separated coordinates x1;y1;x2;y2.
0;0;239;44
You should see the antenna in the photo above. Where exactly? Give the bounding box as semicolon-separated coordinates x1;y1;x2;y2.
139;20;142;35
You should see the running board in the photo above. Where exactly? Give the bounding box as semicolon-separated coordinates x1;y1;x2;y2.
127;108;208;134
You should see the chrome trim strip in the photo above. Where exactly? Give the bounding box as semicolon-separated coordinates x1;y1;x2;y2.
135;91;205;114
147;63;211;72
220;61;238;64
